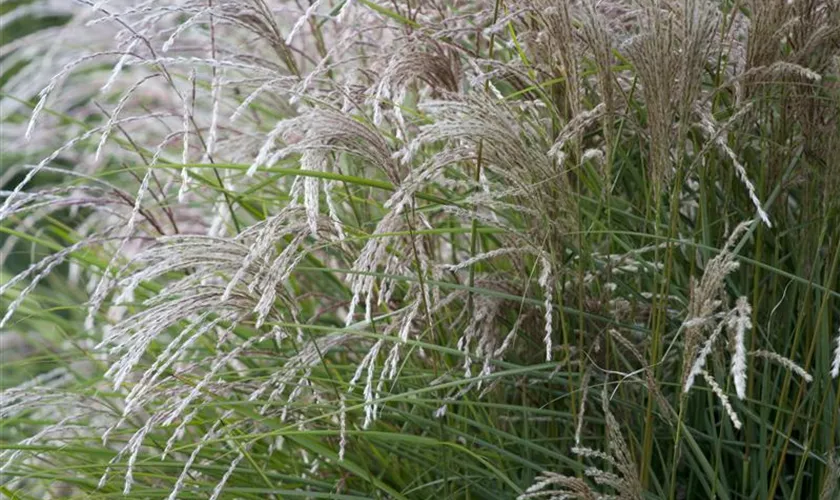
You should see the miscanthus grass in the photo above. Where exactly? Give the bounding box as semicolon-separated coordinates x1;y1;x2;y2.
1;0;839;498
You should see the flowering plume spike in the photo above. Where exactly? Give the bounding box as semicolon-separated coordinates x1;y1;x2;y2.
728;297;752;399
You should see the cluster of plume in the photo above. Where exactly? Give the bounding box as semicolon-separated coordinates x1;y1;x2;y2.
1;0;839;497
677;222;814;430
519;377;644;500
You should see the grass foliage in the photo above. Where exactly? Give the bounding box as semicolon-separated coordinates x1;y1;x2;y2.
1;0;840;498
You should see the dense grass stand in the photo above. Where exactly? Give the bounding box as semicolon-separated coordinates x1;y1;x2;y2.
1;1;839;498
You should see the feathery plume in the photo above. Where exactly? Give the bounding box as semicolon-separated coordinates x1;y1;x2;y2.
727;297;752;399
702;369;742;430
751;350;813;383
178;68;196;203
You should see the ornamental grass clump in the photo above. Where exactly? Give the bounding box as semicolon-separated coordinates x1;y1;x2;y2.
1;0;839;498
